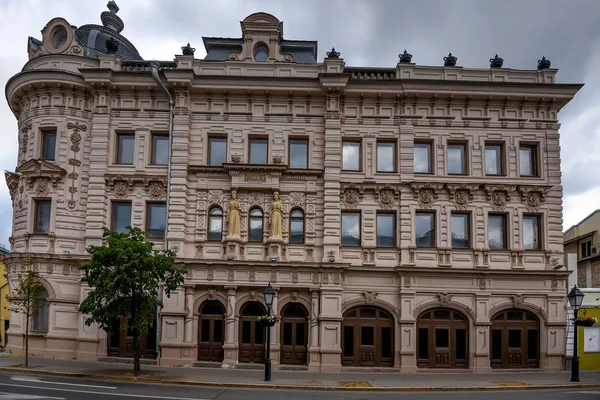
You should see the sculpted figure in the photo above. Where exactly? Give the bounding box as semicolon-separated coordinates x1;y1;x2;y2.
227;190;241;237
269;191;283;238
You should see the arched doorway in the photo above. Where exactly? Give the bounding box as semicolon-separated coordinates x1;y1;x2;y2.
417;309;468;368
342;306;394;367
280;303;308;365
198;300;225;362
490;309;539;368
107;317;157;359
239;301;266;363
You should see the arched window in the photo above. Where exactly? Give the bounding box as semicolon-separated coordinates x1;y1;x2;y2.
32;288;49;333
254;44;269;62
249;207;264;242
208;207;223;241
289;209;304;243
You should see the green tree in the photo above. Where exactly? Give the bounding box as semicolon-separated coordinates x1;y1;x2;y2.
7;263;46;368
79;227;185;376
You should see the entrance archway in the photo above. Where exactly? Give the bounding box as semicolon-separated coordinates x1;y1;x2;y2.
239;301;266;363
490;309;539;368
280;303;308;365
342;306;394;367
417;309;468;368
107;317;157;359
198;300;225;362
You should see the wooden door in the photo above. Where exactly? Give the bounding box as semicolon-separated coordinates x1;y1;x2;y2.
433;327;450;367
198;300;225;362
238;302;266;363
342;306;393;367
417;309;468;369
280;303;308;365
107;317;156;359
490;310;539;369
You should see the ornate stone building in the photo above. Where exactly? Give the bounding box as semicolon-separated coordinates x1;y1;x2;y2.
3;3;581;371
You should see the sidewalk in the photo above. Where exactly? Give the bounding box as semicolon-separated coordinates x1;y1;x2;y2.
0;355;599;392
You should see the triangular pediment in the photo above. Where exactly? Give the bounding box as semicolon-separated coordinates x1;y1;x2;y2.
16;159;67;177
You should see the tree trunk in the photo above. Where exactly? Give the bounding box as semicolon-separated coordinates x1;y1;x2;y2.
24;312;29;369
133;330;141;376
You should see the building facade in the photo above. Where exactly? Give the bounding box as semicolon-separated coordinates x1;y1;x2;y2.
0;244;10;347
564;209;600;288
3;4;581;371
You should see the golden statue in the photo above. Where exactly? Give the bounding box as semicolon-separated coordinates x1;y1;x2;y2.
269;191;283;238
227;190;241;237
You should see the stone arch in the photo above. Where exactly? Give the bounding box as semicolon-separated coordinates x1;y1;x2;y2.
193;290;227;316
277;293;311;317
235;293;267;316
413;300;475;323
341;297;399;322
35;276;58;300
488;301;546;325
243;12;280;24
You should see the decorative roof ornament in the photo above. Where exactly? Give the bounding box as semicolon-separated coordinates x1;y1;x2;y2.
106;37;119;54
181;43;195;56
326;47;340;59
490;54;504;68
398;50;413;63
537;56;551;70
101;1;125;33
443;52;457;67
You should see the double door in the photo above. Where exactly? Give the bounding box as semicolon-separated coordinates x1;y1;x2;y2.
107;317;156;359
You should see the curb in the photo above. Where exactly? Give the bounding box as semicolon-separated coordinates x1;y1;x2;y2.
1;367;600;392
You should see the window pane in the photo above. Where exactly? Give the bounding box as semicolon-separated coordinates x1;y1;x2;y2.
523;215;540;250
491;330;502;359
250;139;267;164
341;212;360;246
376;213;395;247
361;326;374;346
42;131;56;161
147;203;166;238
416;213;434;247
289;139;308;169
527;330;538;360
117;135;135;164
249;211;263;242
447;144;465;174
414;143;431;173
152;135;169;165
242;321;251;344
456;329;466;360
485;145;502;175
112;203;132;234
208;208;223;241
35;200;51;234
342;141;360;171
360;308;376;319
377;142;395;172
381;327;392;358
488;215;506;249
507;311;522;321
254;321;264;344
520;147;534;176
209;138;227;166
451;213;469;248
296;323;305;346
283;322;293;345
344;326;354;357
508;329;521;348
434;310;450;320
290;219;304;243
418;328;429;359
214;319;223;342
435;329;449;348
254;46;269;62
201;319;210;342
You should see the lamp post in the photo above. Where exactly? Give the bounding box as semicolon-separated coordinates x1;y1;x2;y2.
263;282;275;382
567;285;584;382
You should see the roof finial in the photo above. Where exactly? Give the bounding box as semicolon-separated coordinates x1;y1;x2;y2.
326;47;340;59
101;1;124;33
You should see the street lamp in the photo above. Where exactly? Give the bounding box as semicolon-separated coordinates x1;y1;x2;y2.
567;285;584;382
263;282;275;382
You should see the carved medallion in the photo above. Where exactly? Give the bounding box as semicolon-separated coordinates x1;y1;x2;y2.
35;178;49;197
378;188;395;209
114;181;128;199
343;187;360;209
511;294;525;308
289;192;305;207
362;291;378;305
148;180;164;200
230;154;242;164
208;190;222;205
272;155;283;165
438;292;454;307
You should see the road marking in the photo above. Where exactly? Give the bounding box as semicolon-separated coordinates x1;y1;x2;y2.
566;391;600;394
0;383;210;400
0;392;65;399
11;375;117;389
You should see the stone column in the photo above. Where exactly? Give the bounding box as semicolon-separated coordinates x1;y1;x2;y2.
318;288;343;372
223;286;238;367
308;289;321;371
183;286;194;343
474;293;491;372
270;290;279;367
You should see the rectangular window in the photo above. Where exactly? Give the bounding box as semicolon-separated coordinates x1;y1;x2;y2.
146;203;166;238
376;212;396;247
41;130;57;161
488;214;507;249
416;212;435;247
151;134;169;165
289;138;308;169
523;214;541;250
112;202;132;234
447;142;467;174
581;240;592;259
485;143;503;175
341;211;361;246
116;133;135;164
451;213;470;248
414;141;432;174
377;141;396;172
342;140;361;171
34;199;51;234
209;137;227;166
519;144;538;176
249;137;268;164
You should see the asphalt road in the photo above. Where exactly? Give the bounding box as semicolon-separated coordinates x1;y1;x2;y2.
0;372;599;400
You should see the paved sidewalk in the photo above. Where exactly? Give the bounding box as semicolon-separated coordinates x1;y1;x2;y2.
0;355;599;391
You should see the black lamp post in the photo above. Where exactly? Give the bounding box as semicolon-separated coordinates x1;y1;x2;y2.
263;282;275;382
567;285;584;382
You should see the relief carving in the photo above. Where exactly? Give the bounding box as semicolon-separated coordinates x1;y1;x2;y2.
378;187;395;209
342;184;360;209
484;184;516;212
517;186;551;212
446;183;480;210
289;192;306;208
208;190;223;205
511;294;525;308
35;178;49;197
114;181;128;199
438;292;454;307
147;179;165;200
362;291;378;305
410;182;443;209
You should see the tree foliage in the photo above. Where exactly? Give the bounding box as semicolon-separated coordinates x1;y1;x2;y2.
7;262;47;368
79;227;185;375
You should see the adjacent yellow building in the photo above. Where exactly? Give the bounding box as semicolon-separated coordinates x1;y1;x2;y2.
564;209;600;288
0;244;10;348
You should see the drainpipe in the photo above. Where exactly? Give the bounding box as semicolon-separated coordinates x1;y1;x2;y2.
150;60;174;365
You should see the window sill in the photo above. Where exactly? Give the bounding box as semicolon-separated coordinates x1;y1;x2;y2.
28;332;48;337
375;171;398;174
414;172;434;175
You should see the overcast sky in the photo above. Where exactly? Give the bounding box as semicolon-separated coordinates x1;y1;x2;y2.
1;0;599;247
